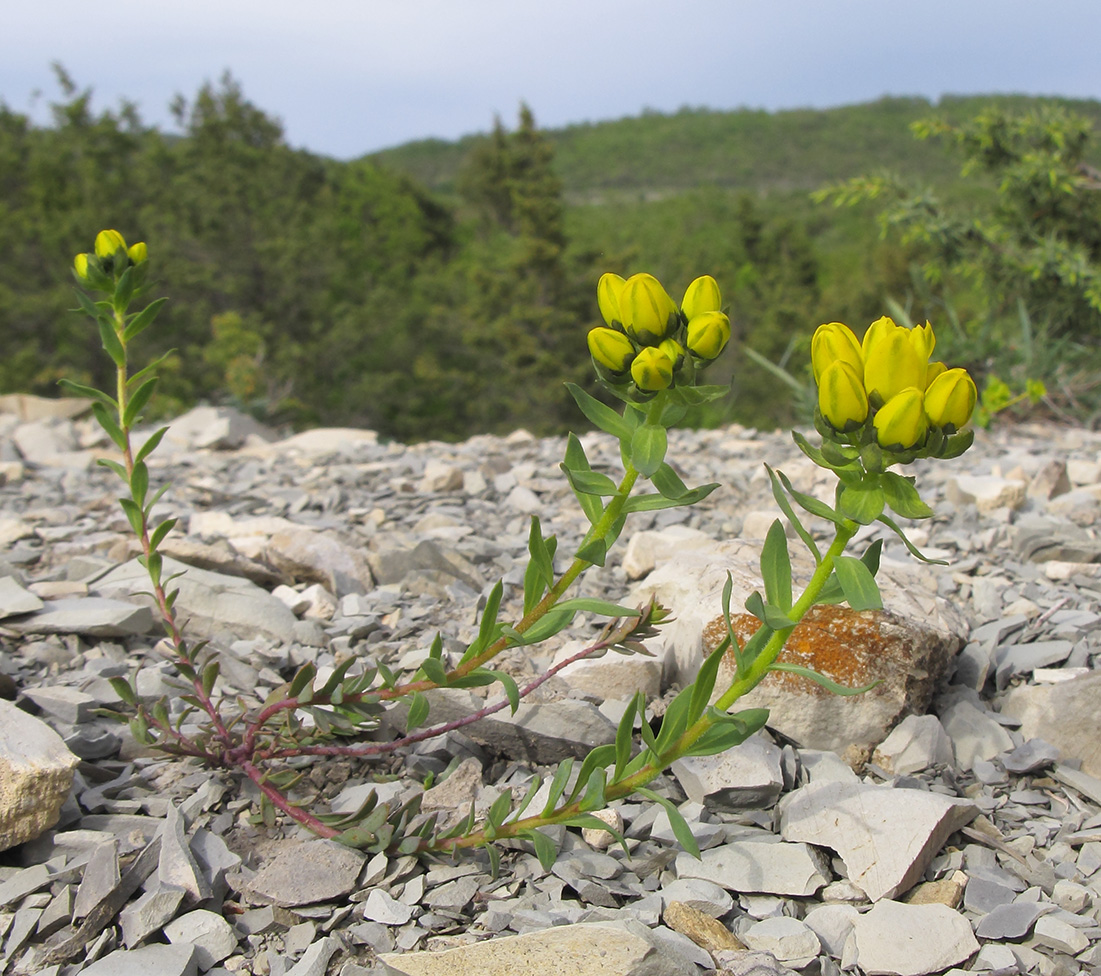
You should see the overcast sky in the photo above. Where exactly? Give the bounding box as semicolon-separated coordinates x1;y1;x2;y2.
4;1;1100;159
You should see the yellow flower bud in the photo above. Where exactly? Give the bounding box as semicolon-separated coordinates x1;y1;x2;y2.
911;320;936;360
681;275;722;321
863;318;927;404
924;361;947;386
620;273;679;346
811;322;863;384
74;253;91;282
587;327;635;374
873;388;927;450
818;360;868;431
597;272;626;328
924;368;977;431
685;311;731;360
630;346;674;392
658;337;686;371
94;229;127;259
127;241;148;265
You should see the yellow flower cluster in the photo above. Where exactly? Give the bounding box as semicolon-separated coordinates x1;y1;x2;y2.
813;316;977;451
587;272;731;394
74;229;148;289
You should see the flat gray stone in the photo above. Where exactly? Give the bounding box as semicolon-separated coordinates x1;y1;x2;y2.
73;839;120;919
672;734;784;811
378;919;696;976
871;714;954;775
247;839;365;907
159;803;211;904
76;942;198;976
3;596;153;637
779;780;977;901
999;671;1101;777
848;900;979;976
0;576;43;619
938;698;1014;770
973;900;1045;939
93;556;297;642
163;908;238;970
675;841;831;896
119;883;188;947
285;936;341;976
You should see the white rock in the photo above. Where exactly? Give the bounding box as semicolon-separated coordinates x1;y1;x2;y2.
803;903;860;958
163;908;238;969
946;474;1027;512
551;640;661;701
848;900;979;976
377;919;696;975
0;576;43;619
779;780;976;901
76;942;198;976
620;526;714;580
363;888;415;925
741;916;820;966
671;733;784;810
938;697;1014;770
1033;913;1090;954
675;840;831;896
998;671;1101;777
581;808;624;850
0;700;79;851
871;714;954;775
3;596;154;637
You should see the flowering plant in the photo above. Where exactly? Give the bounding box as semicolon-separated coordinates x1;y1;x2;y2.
63;232;975;876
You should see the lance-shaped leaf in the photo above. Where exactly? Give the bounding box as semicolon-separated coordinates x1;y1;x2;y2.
122;296;168;343
650;462;689;500
839;480;886;524
745;591;795;631
761;520;792;611
833;555;882;611
881;470;935;519
774;467;846;526
766;464;821;563
877;514;948;564
770;662;880;695
636;787;699;858
565;382;632;440
621;482;718;513
631;424;667;478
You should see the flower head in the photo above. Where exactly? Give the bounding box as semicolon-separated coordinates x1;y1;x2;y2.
874;387;927;450
924;368;977;431
811;322;863;384
597;272;626;329
863;317;928;404
681;275;721;321
818;360;869;431
630;346;674;392
619;273;679;346
94;229;127;259
685;311;731;361
587;327;635;374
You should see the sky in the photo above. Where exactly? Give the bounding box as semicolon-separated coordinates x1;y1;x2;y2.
4;1;1101;160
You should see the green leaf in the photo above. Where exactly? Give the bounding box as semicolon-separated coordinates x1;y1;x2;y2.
833;555;882;610
766;465;821;563
688;638;727;726
487;670;520;714
503;607;574;646
770;662;880;695
636;787;699;859
744;591;796;630
201;661;220;697
134;426;169;465
575;537;608;567
460;580;503;663
97;318;126;368
108;676;137;705
565;383;632;440
122;297;168;343
877;514;948;564
525;827;558;872
540;758;574;817
57;378;116;409
568;745;616;805
775;468;846;526
130;460;149;509
839;482;886;524
761;520;792;611
687;719;762;756
613;694;640;781
92;402;127;451
485;843;501;879
418;657;448;685
122;377;158;429
577;768;607;812
486;789;513;829
880;471;935;519
630;424;668;478
118;497;144;536
861;538;883;578
509;774;544;822
553;597;639;617
97;458;127;481
148;518;177;553
650;463;689;500
621;482;718;513
288;662;317;700
560;464;620;497
524;517;556;613
653;684;694;754
114;266;135;310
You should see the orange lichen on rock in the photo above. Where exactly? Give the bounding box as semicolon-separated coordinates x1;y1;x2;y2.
704;603;933;698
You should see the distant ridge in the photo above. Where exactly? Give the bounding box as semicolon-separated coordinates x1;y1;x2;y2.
368;94;1101;200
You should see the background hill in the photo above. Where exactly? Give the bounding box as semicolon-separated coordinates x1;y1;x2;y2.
3;79;1099;439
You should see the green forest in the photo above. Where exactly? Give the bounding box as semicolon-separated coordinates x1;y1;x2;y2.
4;68;1100;440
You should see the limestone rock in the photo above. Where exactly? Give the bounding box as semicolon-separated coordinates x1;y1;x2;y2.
265;527;374;595
741;917;820;968
0;700;79;851
847;900;979;976
632;539;965;752
675;841;831;896
72;942;198;976
157;405;276;452
997;671;1101;777
946;474;1027;512
672;734;784;811
378;919;697;976
871;714;954;775
93;556;298;642
163;908;239;970
779;780;977;901
4;596;154;637
551;639;662;701
0;576;43;619
246;839;365;907
664;900;746;952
